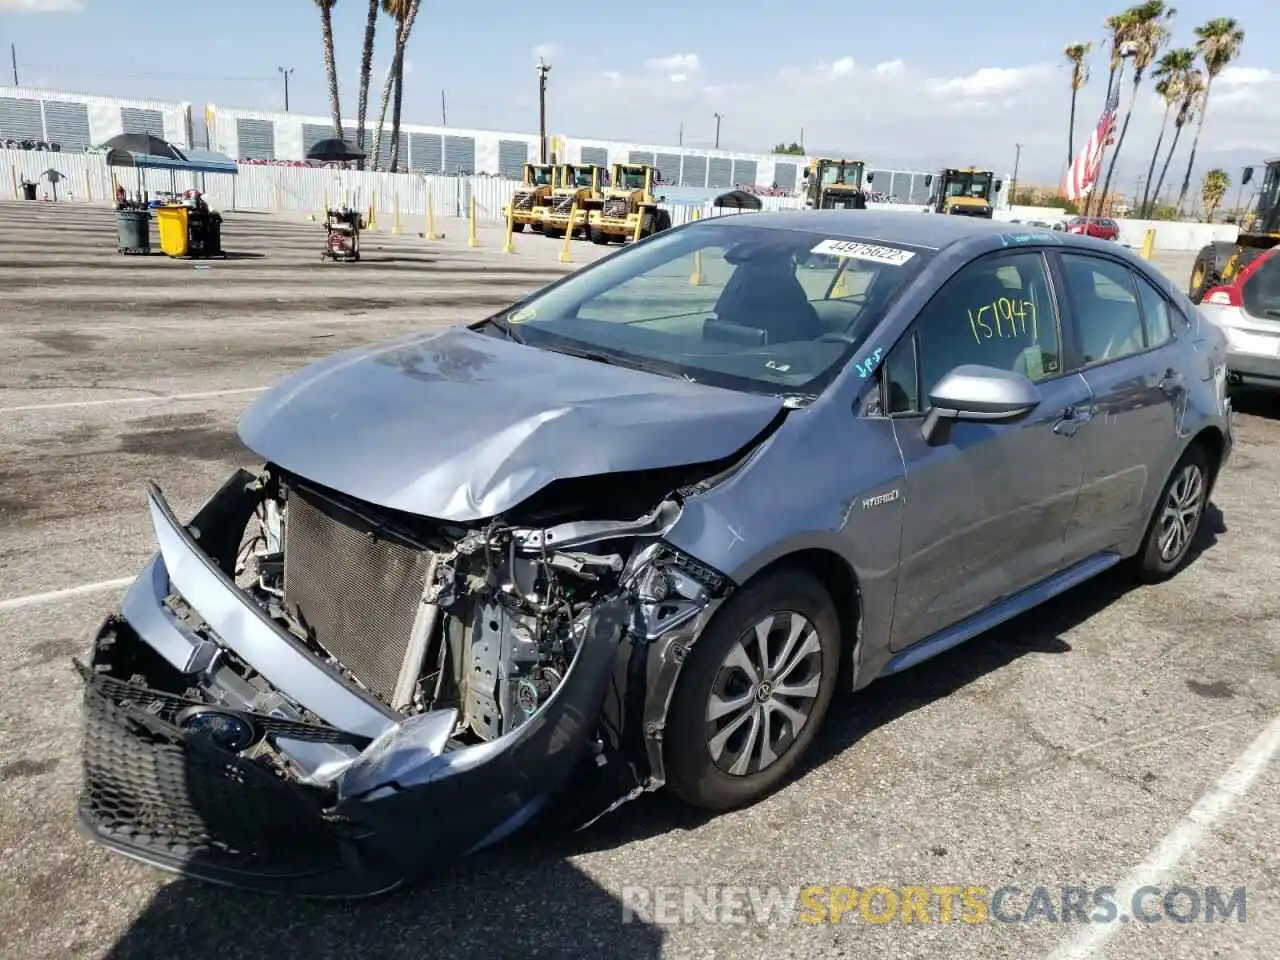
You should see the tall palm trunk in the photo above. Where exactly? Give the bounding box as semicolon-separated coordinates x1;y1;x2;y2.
318;3;343;136
1067;88;1079;170
1175;76;1214;216
369;0;419;173
1085;63;1123;219
1150;121;1185;215
389;64;405;171
354;0;379;166
1139;102;1172;217
1097;69;1142;220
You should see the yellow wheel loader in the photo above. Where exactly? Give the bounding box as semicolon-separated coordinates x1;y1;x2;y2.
926;167;1002;217
538;164;604;239
1189;157;1280;303
502;163;556;233
586;163;672;244
798;158;870;209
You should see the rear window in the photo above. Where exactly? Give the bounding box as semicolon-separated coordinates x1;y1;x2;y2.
1242;253;1280;318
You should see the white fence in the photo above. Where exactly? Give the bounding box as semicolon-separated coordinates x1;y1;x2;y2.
0;148;1240;251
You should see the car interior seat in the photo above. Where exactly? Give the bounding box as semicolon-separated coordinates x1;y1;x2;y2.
714;260;823;344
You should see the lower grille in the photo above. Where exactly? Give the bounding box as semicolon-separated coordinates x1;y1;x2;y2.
553;194;577;214
602;197;629;218
513;190;535;211
282;484;431;705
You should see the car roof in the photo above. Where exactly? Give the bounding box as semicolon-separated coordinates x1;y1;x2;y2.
702;209;1038;251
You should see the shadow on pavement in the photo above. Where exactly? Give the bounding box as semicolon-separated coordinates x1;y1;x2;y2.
1229;386;1280;420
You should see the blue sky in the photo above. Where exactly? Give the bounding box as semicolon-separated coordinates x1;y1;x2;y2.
1;0;1275;188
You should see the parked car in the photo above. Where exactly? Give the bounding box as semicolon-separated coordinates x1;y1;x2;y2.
76;211;1233;897
1196;246;1280;390
1065;215;1121;241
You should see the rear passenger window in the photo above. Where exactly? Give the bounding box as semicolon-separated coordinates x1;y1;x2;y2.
1059;254;1145;365
1134;273;1173;346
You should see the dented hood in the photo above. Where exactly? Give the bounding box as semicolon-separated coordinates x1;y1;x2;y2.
237;325;784;522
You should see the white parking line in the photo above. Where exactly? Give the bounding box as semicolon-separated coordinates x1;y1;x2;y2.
0;577;135;614
1045;713;1280;960
0;386;266;414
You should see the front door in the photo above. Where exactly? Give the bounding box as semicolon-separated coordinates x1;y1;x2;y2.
1052;252;1184;557
881;249;1093;650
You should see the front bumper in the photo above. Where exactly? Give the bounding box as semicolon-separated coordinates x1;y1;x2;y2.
74;474;643;896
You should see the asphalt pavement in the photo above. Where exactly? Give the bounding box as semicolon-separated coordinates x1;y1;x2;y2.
1;201;1277;960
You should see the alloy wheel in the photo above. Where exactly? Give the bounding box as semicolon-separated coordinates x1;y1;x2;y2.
1158;463;1205;564
703;611;824;777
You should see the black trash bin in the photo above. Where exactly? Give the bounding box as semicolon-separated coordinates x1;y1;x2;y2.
116;208;151;255
21;181;37;201
187;209;224;258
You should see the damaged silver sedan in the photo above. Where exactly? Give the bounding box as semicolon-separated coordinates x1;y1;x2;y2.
77;211;1231;896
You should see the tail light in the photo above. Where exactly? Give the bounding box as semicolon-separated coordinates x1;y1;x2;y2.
1202;284;1242;307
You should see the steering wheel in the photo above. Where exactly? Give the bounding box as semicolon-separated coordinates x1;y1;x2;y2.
814;332;859;345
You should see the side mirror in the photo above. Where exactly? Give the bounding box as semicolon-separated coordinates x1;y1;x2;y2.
920;365;1041;446
995;179;1004;192
925;175;933;187
802;169;810;179
865;172;874;183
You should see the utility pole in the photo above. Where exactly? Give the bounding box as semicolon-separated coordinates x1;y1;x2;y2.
1010;143;1022;205
800;127;804;152
713;112;722;150
536;56;551;163
678;121;683;146
10;44;17;86
440;89;447;126
278;67;294;112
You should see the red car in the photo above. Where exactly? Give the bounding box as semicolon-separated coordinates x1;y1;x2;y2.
1065;216;1120;241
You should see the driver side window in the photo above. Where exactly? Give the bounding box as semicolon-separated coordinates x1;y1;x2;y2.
880;251;1062;414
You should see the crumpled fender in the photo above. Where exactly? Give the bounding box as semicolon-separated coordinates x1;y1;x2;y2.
333;596;631;879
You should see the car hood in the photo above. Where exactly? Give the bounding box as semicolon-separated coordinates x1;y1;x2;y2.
237;325;785;522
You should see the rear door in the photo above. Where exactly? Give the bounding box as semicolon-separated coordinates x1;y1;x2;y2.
1051;251;1184;558
882;248;1093;649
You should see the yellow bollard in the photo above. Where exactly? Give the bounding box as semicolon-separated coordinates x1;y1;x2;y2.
426;189;437;239
689;209;704;285
468;195;480;247
10;165;17;198
502;199;517;254
368;194;378;232
391;190;403;234
1139;228;1156;260
559;203;578;263
83;167;91;203
832;260;850;298
632;206;646;244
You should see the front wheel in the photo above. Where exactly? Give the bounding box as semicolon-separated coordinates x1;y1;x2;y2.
665;570;841;812
1128;443;1211;583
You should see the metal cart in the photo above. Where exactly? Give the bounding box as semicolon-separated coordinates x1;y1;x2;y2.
323;207;363;262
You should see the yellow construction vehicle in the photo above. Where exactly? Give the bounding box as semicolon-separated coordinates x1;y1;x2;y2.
1189;157;1280;302
538;164;604;239
926;167;1002;217
503;163;556;232
798;158;870;209
587;163;672;244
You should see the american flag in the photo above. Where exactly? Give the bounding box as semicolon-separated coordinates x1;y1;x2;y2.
1065;86;1121;201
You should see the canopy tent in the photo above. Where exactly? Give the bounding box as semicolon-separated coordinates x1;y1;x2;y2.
102;147;237;174
712;189;763;212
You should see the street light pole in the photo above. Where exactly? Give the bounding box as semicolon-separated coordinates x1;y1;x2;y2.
536;56;551;163
713;112;722;150
1010;142;1022;206
278;67;294;112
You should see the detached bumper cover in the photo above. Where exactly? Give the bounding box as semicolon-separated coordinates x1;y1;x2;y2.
75;476;636;897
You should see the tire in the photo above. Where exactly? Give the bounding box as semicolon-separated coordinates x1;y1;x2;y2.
654;210;672;233
664;569;841;812
544;226;564;239
1188;241;1238;303
1128;443;1211;584
512;222;525;233
589;227;607;244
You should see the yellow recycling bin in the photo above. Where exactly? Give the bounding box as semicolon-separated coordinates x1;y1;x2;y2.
155;206;191;257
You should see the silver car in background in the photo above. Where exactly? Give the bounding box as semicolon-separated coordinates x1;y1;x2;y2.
76;211;1233;897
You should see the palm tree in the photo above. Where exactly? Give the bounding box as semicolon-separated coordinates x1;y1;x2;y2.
1064;42;1092;169
1149;65;1203;214
1085;9;1138;217
1096;1;1175;219
1140;47;1195;216
1174;17;1246;216
355;0;380;164
369;0;421;172
1200;167;1230;221
314;0;343;136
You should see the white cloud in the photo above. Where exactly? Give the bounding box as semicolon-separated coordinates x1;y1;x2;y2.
532;43;559;61
403;60;415;77
874;59;905;75
645;53;699;74
831;57;855;76
669;73;688;84
930;64;1052;97
0;0;82;10
1216;66;1272;86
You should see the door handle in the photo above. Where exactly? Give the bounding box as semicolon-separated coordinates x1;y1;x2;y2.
1053;403;1093;436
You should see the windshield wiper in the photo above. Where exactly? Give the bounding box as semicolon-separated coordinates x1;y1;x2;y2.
479;313;525;343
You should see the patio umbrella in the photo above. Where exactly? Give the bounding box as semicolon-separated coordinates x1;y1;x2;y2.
712;189;763;213
41;168;63;201
98;133;187;161
306;137;366;163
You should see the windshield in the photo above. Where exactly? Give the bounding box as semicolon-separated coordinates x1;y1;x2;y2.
820;162;862;186
480;223;929;398
943;172;992;199
572;169;594;187
530;167;553;186
1256;165;1280;232
618;168;647;189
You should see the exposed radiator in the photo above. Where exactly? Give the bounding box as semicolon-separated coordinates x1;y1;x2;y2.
282;484;431;706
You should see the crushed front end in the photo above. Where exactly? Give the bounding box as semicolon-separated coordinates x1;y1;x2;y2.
75;467;730;896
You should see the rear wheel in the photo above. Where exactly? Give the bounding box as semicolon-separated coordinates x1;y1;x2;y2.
512;222;525;233
1128;443;1211;583
665;570;841;812
1188;241;1238;303
589;227;607;244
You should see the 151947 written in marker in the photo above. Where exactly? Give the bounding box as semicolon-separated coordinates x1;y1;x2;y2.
968;298;1037;345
